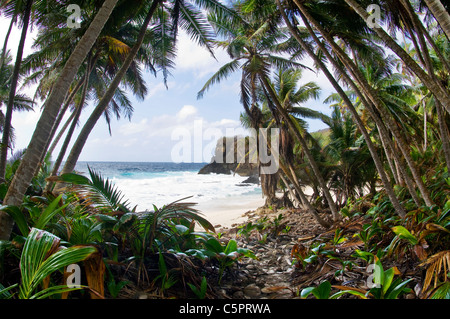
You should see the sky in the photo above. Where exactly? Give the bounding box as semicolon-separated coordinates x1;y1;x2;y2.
0;14;334;163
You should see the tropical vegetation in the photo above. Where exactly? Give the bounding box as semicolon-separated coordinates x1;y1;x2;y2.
0;0;449;300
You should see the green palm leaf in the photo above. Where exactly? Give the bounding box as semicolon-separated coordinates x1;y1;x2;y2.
197;59;241;99
58;166;130;212
19;228;96;299
178;1;215;56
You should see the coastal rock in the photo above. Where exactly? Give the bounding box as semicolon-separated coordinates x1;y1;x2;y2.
198;136;259;177
241;175;260;185
198;162;233;175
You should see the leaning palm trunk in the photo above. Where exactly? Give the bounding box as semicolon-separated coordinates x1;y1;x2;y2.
47;105;77;158
259;73;340;221
0;0;33;181
436;100;450;173
279;161;331;228
54;0;162;193
400;0;450;174
296;1;432;208
423;0;450;40
0;0;120;240
277;0;406;217
45;58;92;193
42;75;87;162
0;12;16;70
343;0;450;114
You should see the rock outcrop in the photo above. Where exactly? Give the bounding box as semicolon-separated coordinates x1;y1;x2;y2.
198;136;259;179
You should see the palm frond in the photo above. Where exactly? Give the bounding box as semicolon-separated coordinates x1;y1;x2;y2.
197;59;241;99
19;228;95;299
58;166;130;213
178;1;216;57
421;250;450;293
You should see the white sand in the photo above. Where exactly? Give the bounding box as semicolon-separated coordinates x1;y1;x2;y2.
196;193;265;228
193;186;316;229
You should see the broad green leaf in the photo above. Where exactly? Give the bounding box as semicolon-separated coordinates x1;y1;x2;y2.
300;287;315;299
35;195;68;230
205;238;224;254
382;267;395;295
385;278;413;299
374;259;384;289
314;281;331;299
19;228;96;299
96;214;118;224
392;226;418;245
59;173;91;185
224;239;237;255
0;205;29;236
330;289;368;299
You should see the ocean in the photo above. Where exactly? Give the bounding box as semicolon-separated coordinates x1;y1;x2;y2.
74;162;264;226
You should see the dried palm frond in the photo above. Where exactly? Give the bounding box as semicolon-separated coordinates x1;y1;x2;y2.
84;249;106;299
421;250;450;292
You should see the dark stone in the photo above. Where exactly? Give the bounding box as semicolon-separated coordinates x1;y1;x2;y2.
241;175;260;184
198;136;259;177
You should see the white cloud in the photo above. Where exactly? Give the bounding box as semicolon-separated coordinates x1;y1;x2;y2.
107;104;246;162
119;118;149;136
176;105;198;120
175;30;231;79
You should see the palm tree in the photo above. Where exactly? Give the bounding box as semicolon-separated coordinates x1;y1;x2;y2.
343;0;450;114
0;51;34;149
0;0;120;240
276;0;407;218
0;0;33;181
38;6;152;192
423;0;450;40
55;0;234;189
199;0;341;220
266;68;335;226
324;106;376;205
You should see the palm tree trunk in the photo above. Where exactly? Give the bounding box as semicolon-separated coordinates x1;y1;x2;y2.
278;173;299;206
259;73;340;221
423;0;450;40
45;76;86;158
0;0;33;182
0;0;119;240
400;1;450;171
0;14;16;70
344;0;450;113
47;106;77;157
278;0;406;218
279;161;331;228
55;0;162;189
45;57;92;193
296;1;433;207
436;100;450;173
378;126;399;185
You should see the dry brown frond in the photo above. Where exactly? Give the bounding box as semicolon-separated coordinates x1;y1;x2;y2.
421;250;450;292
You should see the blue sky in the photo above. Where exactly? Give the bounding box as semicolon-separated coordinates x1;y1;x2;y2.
1;16;334;163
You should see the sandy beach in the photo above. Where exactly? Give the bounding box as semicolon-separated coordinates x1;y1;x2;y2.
195;186;317;229
196;193;266;228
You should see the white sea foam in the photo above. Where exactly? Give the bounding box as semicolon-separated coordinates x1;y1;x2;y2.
74;162;264;227
111;171;261;212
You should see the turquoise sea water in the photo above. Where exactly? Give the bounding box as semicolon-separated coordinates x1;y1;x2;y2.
74;161;262;211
